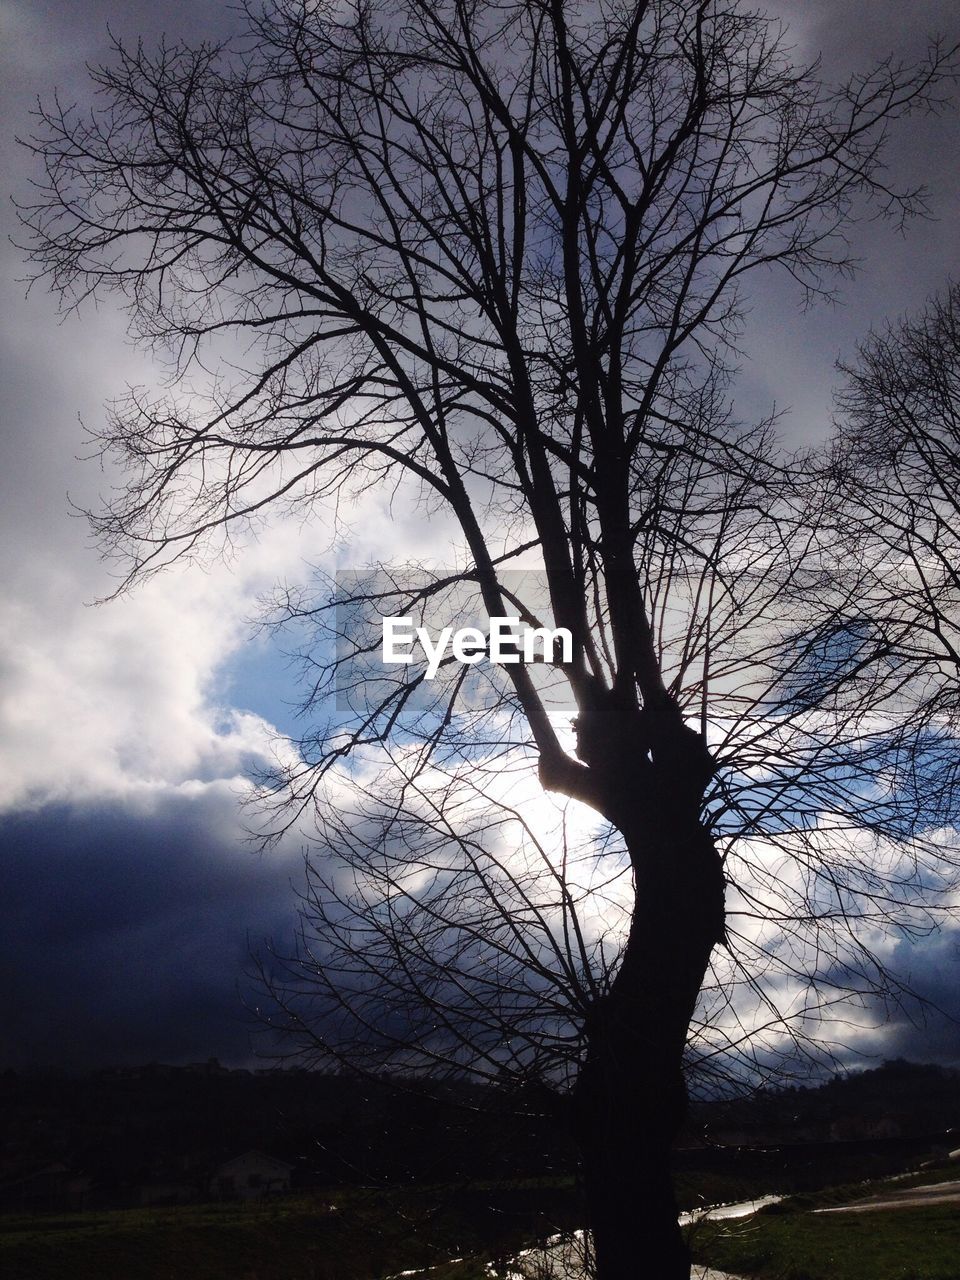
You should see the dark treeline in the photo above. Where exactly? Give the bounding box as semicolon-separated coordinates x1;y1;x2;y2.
2;1059;956;1214
0;1065;572;1212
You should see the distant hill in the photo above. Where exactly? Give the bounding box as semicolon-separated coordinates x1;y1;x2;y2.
689;1059;960;1146
0;1062;571;1211
2;1057;956;1212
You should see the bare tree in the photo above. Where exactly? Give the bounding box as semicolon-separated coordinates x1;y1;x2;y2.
824;283;960;806
19;2;958;1275
751;284;960;1104
773;284;960;856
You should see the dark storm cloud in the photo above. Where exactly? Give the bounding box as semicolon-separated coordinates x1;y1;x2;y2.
0;793;303;1070
871;928;960;1066
0;0;328;1073
803;922;960;1072
0;0;245;555
734;0;960;443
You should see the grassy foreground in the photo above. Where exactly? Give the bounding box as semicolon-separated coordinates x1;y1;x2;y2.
0;1188;522;1280
4;1175;958;1280
688;1203;960;1280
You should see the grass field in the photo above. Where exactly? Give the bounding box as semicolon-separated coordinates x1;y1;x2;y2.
4;1171;958;1280
0;1183;567;1280
688;1201;960;1280
684;1161;960;1280
0;1192;508;1280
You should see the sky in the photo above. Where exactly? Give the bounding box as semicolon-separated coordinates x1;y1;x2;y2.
2;0;960;1076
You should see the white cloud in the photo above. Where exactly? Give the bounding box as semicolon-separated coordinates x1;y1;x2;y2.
0;543;290;810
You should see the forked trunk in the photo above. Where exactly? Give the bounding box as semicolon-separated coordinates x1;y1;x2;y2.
573;813;725;1279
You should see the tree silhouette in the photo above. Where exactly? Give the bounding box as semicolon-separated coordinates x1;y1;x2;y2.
825;283;960;816
20;2;958;1275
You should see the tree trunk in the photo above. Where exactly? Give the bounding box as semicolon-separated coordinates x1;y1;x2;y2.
573;812;725;1280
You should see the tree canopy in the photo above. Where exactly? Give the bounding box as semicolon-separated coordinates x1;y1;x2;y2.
19;2;960;1275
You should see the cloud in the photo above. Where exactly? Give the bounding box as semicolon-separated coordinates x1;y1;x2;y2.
0;0;473;1071
718;819;960;1075
0;790;305;1070
0;533;315;813
866;926;960;1066
734;0;960;442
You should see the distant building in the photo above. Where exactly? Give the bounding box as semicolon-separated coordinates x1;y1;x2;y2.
213;1150;294;1199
